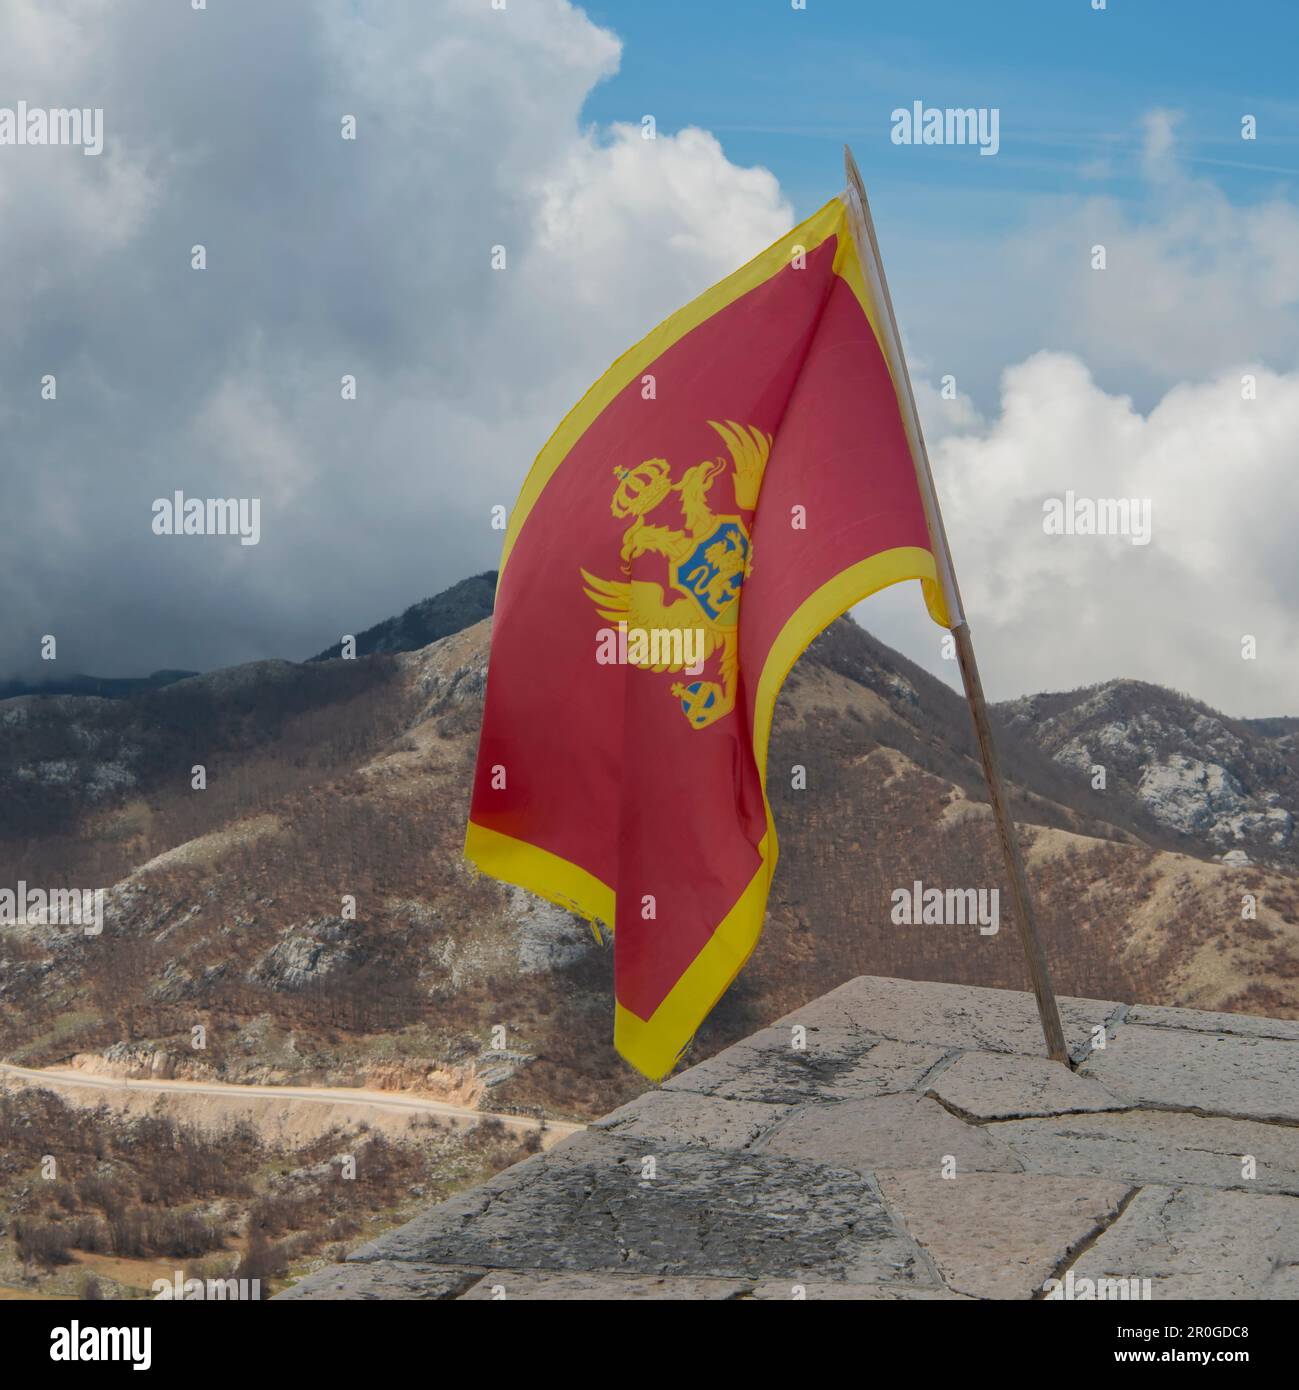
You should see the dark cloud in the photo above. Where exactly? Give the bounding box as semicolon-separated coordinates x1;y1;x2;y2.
3;1;790;678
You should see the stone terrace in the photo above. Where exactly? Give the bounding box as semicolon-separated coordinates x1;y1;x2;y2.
276;976;1299;1300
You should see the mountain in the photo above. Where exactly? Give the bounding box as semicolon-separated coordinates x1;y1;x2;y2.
0;669;198;701
0;569;497;701
999;682;1298;869
310;572;497;661
2;577;1296;1125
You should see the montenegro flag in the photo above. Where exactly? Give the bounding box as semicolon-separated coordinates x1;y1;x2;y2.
466;182;956;1080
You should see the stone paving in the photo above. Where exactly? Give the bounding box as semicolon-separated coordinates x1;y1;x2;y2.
275;976;1299;1300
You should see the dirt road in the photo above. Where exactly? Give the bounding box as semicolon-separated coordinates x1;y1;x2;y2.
0;1061;584;1144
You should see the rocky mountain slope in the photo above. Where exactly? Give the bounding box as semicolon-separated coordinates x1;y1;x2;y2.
999;682;1299;869
2;582;1297;1123
310;572;497;662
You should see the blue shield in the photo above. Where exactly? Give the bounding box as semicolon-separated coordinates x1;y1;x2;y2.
675;520;748;622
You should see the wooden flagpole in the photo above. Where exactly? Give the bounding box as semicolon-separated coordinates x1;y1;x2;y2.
842;145;1070;1066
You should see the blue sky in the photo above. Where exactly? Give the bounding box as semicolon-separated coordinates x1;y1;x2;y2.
580;0;1299;408
581;0;1299;215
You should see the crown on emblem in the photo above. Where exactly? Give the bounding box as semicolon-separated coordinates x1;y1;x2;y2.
612;458;672;518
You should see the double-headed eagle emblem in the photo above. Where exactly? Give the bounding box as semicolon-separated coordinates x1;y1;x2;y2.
581;420;770;730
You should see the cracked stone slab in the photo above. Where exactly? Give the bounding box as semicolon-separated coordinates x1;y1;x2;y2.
989;1110;1299;1193
1079;1024;1299;1123
458;1272;750;1300
592;1089;790;1151
1125;1003;1299;1043
747;1280;972;1300
350;1130;937;1286
927;1050;1130;1120
876;1168;1131;1300
763;1093;1021;1174
1067;1186;1299;1299
273;1260;486;1300
777;976;1119;1061
666;1024;946;1104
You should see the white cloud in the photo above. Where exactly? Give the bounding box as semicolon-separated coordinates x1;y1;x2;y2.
0;1;160;343
860;111;1299;718
894;107;1299;414
1001;121;1299;390
1140;107;1183;182
879;352;1299;717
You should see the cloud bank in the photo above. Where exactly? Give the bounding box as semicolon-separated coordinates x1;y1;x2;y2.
3;3;1297;717
1;0;790;680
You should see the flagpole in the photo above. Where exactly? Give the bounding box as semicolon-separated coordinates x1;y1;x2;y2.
841;145;1070;1066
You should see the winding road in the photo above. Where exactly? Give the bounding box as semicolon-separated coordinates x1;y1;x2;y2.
0;1061;585;1139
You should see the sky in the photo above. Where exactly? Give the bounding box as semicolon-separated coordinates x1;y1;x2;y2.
4;0;1299;716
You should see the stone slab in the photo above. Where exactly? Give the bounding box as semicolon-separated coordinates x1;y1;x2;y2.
990;1110;1299;1193
763;1093;1021;1174
273;1260;486;1300
349;1131;937;1287
747;1280;972;1300
666;1024;946;1104
458;1271;972;1300
1067;1186;1299;1299
777;976;1120;1061
927;1050;1129;1120
458;1272;750;1300
1079;1024;1299;1123
1125;1003;1299;1042
876;1168;1131;1300
592;1089;789;1151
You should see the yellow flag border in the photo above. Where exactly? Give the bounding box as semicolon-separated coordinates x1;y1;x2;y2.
613;544;941;1077
502;197;884;579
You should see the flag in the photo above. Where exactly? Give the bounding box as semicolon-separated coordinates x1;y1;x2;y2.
465;190;953;1079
